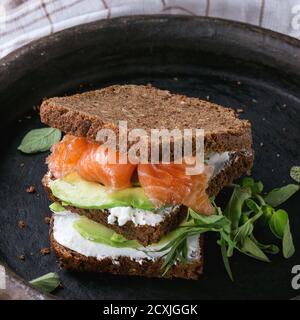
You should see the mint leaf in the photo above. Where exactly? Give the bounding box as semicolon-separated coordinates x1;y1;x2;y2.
290;166;300;183
245;199;261;214
269;209;288;239
224;186;252;230
240;237;270;262
241;178;263;193
250;236;279;255
18;128;61;154
29;272;60;293
188;209;224;224
283;220;295;258
219;234;233;281
241;177;255;188
264;184;299;207
261;205;274;225
233;221;254;244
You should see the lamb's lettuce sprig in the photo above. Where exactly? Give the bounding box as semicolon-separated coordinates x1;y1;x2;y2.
159;178;299;280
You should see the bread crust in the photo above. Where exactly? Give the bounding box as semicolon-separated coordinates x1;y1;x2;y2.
50;221;204;280
40;85;253;155
207;150;254;196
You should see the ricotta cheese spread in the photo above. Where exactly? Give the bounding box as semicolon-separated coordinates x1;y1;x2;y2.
53;211;201;263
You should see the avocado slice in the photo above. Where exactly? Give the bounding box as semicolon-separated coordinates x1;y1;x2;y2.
49;172;155;210
73;216;140;248
49;202;65;212
73;214;194;249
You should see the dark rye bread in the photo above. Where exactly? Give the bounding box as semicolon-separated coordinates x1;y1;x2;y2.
207;150;254;196
50;221;204;280
40;84;252;154
43;150;253;246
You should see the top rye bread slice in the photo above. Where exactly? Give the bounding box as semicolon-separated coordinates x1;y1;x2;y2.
40;84;253;154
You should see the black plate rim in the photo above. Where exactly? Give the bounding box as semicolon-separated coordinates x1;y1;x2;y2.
1;14;300;300
2;15;300;69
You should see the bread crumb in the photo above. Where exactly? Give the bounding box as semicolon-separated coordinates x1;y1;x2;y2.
40;248;50;255
20;163;25;168
260;142;264;147
18;255;25;261
237;108;244;113
26;185;36;193
25;115;32;120
44;217;51;225
206;96;210;101
236;80;242;85
17;220;26;229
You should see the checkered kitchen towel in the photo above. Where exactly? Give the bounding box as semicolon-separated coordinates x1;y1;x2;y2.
1;0;300;59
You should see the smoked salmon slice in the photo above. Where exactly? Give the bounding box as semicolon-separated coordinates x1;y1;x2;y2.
77;143;136;190
137;162;215;215
47;135;89;179
47;134;136;190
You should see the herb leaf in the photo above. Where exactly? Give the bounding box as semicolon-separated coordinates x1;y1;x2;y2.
219;234;233;281
245;199;261;215
29;272;60;293
264;184;299;207
283;220;295;258
269;209;288;239
158;178;298;280
250;236;279;255
239;237;270;262
290;166;300;183
189;210;224;224
18;128;61;154
261;205;274;225
233;220;254;244
224;185;252;230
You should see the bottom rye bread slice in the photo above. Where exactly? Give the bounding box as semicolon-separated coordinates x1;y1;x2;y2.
50;215;204;280
43;150;254;246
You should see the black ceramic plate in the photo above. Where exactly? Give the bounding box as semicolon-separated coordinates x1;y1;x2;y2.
0;16;300;300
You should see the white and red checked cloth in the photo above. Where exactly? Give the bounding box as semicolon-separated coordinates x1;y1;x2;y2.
1;0;300;59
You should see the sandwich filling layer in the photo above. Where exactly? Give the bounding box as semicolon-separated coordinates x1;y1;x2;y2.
53;211;201;263
47;135;215;215
47;134;243;218
107;206;179;227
